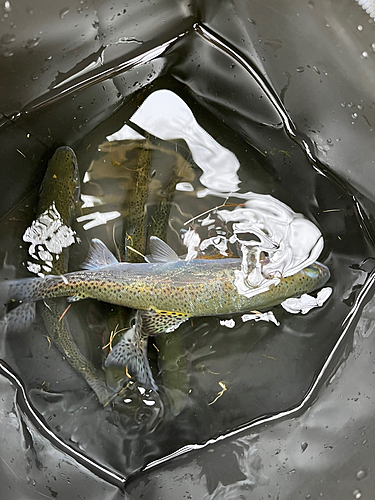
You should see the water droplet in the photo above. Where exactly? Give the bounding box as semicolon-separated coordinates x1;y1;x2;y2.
361;51;369;58
352;113;358;119
347;102;353;108
1;33;15;44
307;0;314;8
27;7;33;14
341;101;346;107
357;103;363;110
3;1;11;12
306;495;311;499
3;49;13;57
372;43;375;52
25;37;40;49
353;489;362;499
301;441;308;452
44;55;52;61
296;66;304;73
358;25;363;31
59;7;69;18
313;66;320;74
356;469;367;480
92;20;99;29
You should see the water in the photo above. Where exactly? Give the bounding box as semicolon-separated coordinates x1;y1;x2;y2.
0;23;374;490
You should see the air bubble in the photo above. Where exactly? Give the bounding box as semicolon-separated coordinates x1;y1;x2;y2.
301;441;308;452
25;37;40;49
59;7;69;18
356;469;367;480
1;33;15;44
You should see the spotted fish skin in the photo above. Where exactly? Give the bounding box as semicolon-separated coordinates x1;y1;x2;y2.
27;146;111;403
4;251;330;322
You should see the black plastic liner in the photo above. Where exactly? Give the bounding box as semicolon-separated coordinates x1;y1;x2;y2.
1;1;375;498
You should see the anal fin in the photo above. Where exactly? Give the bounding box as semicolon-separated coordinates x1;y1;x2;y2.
140;308;189;336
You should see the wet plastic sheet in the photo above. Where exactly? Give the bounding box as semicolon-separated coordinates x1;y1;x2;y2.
1;0;375;499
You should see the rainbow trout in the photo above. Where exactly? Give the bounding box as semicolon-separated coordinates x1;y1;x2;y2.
2;237;330;339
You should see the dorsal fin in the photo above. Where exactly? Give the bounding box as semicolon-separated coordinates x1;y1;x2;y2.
146;236;180;263
81;238;119;270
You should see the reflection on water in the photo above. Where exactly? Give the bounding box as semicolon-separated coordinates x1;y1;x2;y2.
0;84;372;482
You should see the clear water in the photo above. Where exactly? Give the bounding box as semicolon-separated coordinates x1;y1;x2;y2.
0;25;373;486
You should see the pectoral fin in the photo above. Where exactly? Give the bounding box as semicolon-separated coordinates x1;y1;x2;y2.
140;308;189;336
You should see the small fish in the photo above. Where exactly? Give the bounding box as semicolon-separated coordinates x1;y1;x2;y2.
2;236;330;340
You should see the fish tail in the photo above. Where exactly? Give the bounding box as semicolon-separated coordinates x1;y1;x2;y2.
104;322;158;392
0;277;43;305
0;277;45;332
0;302;37;333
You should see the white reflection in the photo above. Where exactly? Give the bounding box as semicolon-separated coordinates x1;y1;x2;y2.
106;89;240;193
281;287;332;314
242;311;280;326
80;194;103;208
77;210;121;230
176;182;194;192
23;202;76;277
220;319;236;328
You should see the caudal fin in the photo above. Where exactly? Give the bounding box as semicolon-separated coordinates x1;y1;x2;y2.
0;277;42;304
0;277;42;332
105;322;157;392
0;302;36;333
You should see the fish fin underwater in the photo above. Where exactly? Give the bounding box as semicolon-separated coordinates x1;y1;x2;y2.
104;312;158;392
140;308;189;336
81;238;120;270
145;236;180;263
0;302;36;333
